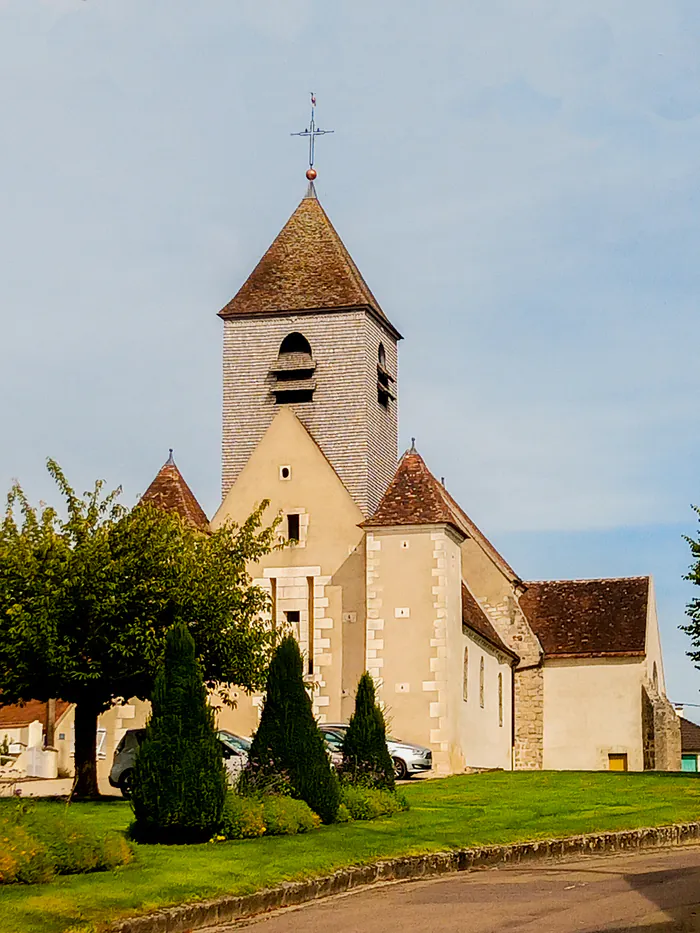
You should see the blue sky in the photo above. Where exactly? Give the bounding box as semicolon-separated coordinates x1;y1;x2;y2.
2;1;700;715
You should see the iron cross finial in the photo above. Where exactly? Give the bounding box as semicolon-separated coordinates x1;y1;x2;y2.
291;92;334;180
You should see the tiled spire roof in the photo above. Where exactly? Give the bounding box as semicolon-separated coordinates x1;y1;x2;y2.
363;448;455;528
364;446;520;584
218;185;400;337
140;451;209;532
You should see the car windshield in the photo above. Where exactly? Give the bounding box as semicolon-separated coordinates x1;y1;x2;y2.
218;731;251;753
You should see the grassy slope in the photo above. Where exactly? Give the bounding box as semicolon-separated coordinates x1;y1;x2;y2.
2;771;700;933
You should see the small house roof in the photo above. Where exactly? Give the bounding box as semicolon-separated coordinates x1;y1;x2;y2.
519;577;650;659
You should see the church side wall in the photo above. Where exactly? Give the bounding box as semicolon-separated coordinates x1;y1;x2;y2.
222;310;397;516
542;658;644;771
457;632;513;770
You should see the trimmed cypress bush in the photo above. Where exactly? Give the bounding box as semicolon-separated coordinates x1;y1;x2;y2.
342;671;396;790
130;624;227;843
241;635;340;824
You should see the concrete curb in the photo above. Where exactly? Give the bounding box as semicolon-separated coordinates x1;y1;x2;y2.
108;822;700;933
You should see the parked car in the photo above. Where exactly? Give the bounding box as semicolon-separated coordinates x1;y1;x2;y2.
108;728;251;797
319;724;432;780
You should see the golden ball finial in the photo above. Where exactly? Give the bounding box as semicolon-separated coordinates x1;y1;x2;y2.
306;167;317;180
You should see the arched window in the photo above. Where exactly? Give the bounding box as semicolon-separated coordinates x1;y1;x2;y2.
479;657;485;708
270;332;316;404
377;342;394;408
498;672;503;726
279;332;312;356
463;646;469;702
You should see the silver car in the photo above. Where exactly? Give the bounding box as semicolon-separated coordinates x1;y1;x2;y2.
320;724;432;780
108;728;251;797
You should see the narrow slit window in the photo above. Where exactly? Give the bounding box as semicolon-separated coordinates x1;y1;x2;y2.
479;657;485;709
463;647;469;702
287;513;300;542
498;672;503;726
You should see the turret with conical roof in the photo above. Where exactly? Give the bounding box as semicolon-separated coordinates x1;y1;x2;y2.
140;450;209;532
220;184;401;516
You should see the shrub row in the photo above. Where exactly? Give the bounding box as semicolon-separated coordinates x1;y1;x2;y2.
216;793;321;840
0;809;131;885
339;785;409;821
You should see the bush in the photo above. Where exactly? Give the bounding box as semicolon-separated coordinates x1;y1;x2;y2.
219;795;266;840
242;636;340;824
216;793;321;840
339;785;408;821
342;672;395;791
131;624;227;844
262;796;320;835
0;803;132;885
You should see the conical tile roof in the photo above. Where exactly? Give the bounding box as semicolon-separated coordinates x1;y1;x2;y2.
363;448;455;528
364;446;520;584
218;185;399;335
140;451;209;532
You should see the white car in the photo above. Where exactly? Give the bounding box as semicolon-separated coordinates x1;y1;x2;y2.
320;724;432;780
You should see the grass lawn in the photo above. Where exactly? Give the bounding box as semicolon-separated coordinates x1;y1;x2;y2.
2;770;700;933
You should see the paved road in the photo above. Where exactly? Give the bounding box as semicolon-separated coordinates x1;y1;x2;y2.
210;847;700;933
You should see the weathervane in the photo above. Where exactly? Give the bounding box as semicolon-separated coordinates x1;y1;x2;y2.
291;93;334;181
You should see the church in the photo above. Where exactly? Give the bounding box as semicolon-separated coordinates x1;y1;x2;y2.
138;173;681;776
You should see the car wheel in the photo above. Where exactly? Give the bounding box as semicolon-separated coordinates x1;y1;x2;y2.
392;757;408;781
119;770;134;799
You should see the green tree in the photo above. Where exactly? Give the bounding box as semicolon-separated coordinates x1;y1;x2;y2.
243;635;340;823
131;624;227;843
341;671;395;790
0;460;277;799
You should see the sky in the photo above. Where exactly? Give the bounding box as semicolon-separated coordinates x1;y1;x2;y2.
2;0;700;714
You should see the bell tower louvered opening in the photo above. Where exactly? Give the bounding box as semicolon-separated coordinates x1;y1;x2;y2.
270;332;316;404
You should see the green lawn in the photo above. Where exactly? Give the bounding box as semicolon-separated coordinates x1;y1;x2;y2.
2;771;700;933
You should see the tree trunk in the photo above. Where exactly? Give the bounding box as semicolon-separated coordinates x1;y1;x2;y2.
45;699;56;748
73;699;101;799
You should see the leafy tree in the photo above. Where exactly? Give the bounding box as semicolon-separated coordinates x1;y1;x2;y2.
130;624;227;843
242;635;340;823
342;672;395;790
0;460;277;799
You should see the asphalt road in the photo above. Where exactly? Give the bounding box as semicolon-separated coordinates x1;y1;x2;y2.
209;846;700;933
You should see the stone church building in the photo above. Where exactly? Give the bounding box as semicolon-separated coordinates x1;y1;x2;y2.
139;180;679;774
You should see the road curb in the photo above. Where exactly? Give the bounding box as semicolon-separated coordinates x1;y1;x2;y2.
108;821;700;933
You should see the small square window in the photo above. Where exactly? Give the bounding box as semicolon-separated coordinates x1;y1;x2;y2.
279;465;292;481
287;513;300;542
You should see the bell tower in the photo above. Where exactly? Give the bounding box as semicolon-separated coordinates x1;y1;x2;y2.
219;181;401;517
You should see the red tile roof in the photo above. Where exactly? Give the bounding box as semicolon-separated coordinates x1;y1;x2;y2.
519;577;650;659
364;448;520;584
680;717;700;753
0;700;71;729
364;449;455;528
140;453;209;532
462;583;519;661
218;185;400;337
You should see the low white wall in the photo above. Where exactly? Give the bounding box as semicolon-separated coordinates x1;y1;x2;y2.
543;658;643;771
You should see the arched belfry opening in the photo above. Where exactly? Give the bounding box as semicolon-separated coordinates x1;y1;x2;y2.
377;342;395;409
270;332;316;404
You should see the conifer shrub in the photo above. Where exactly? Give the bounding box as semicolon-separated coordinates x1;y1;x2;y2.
342;671;396;790
130;624;227;844
241;635;340;823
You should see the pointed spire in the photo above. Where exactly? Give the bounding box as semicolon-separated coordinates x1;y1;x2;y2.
218;191;401;338
140;456;209;531
363;447;455;528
